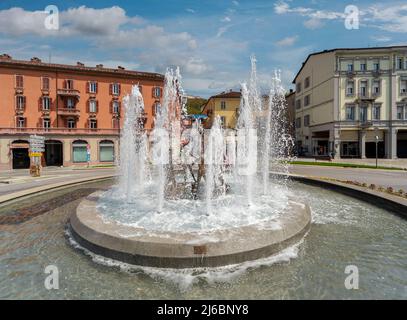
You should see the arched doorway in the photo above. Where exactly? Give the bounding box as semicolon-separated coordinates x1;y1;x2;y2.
11;140;30;169
45;140;63;166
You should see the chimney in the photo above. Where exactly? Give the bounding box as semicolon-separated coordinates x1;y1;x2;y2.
0;53;12;60
96;64;103;68
31;57;42;63
77;61;84;67
118;66;125;70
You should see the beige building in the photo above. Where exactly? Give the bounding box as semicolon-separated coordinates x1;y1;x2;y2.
201;90;241;129
294;46;407;159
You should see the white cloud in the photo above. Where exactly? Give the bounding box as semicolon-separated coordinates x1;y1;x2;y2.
275;1;407;34
186;8;195;14
275;35;298;47
371;35;392;42
0;6;144;37
221;16;232;22
303;18;324;30
232;1;240;6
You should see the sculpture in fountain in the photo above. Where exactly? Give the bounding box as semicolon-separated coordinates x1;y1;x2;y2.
69;57;311;268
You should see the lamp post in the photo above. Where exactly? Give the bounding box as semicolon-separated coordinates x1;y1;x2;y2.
375;127;379;169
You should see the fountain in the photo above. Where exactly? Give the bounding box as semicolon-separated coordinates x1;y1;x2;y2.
69;57;311;268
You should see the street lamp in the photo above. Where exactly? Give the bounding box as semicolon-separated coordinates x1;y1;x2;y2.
374;127;379;169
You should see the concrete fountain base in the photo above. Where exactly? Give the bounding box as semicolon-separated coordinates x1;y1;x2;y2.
69;191;311;268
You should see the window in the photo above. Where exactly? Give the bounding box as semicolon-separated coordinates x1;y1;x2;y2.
346;105;355;120
296;82;301;93
304;115;310;127
220;116;226;127
89;100;97;113
17;117;25;128
67;118;76;129
346;80;354;96
72;140;88;163
65;79;74;89
220;101;226;110
99;140;114;162
111;83;120;95
42;77;50;90
90;119;97;129
360;104;368;122
401;79;407;95
305;77;310;88
360;80;368;97
42;96;51;110
360;63;367;71
304;95;310;106
153;86;162;98
295;99;301;109
16;95;25;110
397;105;404;120
373;61;380;71
15;75;23;88
295;117;301;128
372;80;381;96
154;102;161;115
372;104;381;120
397;57;404;70
112;101;120;114
43;118;51;129
66;98;74;109
347;64;354;72
89;81;98;93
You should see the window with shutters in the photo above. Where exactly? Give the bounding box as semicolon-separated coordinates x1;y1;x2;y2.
42;77;50;90
17;117;25;128
67;118;76;129
89;81;97;93
112;83;120;95
89;100;97;113
43;118;51;129
153;86;162;98
42;96;51;110
90;119;97;129
15;75;24;88
112;100;120;113
16;95;25;110
65;79;74;89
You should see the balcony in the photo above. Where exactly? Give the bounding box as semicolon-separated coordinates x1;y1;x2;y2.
356;92;376;102
15;107;25;115
58;108;80;117
57;88;80;98
0;127;120;135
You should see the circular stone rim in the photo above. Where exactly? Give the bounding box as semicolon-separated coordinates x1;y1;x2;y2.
69;191;311;268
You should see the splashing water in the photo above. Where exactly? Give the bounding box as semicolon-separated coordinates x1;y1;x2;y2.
103;56;294;233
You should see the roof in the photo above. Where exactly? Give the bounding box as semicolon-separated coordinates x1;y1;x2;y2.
209;91;241;99
0;54;164;81
292;45;407;84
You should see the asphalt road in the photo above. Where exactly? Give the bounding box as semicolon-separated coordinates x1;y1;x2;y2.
0;167;117;197
1;165;407;198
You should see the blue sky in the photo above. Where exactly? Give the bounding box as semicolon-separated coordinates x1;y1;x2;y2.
0;0;406;97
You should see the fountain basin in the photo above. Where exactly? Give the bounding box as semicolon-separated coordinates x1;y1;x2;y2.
69;191;311;268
